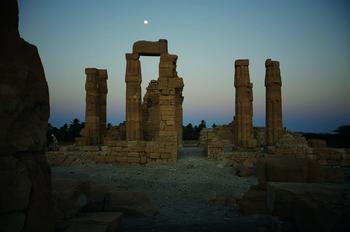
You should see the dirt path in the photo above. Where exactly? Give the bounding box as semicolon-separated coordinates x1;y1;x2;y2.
52;147;285;231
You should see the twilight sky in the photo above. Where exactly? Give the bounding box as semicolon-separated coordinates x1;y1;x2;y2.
18;0;350;132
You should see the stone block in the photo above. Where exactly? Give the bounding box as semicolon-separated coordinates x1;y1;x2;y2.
257;157;345;187
115;156;128;163
308;139;327;148
160;153;171;159
238;185;268;215
149;152;160;159
267;182;350;232
127;152;140;158
67;212;123;232
104;191;159;217
127;157;140;163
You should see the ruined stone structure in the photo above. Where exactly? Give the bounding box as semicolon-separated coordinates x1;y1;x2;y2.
125;39;184;148
265;59;283;145
0;0;54;230
233;59;256;148
76;68;108;145
73;39;184;164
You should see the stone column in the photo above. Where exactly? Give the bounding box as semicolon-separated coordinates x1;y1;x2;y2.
125;53;142;140
175;89;184;148
265;59;283;145
157;54;180;160
84;68;100;145
233;59;256;148
98;69;108;142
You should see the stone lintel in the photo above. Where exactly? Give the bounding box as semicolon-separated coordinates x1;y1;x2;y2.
235;59;249;66
133;39;168;56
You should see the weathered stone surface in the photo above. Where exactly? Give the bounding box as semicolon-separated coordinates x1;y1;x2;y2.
124;39;183;159
0;0;54;231
125;53;142;141
256;157;344;187
0;156;32;213
265;59;283;146
236;165;252;177
308;138;327;148
0;6;49;154
272;132;312;155
0;212;26;232
233;59;257;148
238;185;268;215
133;39;168;56
52;178;92;220
77;68;108;145
267;182;350;232
104;191;159;217
67;212;123;232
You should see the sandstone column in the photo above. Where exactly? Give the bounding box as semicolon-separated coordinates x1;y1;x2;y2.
98;69;108;142
84;68;100;144
175;88;184;147
265;59;283;145
125;53;142;140
233;59;256;148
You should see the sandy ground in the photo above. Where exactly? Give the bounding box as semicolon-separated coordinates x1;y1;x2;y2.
52;147;290;232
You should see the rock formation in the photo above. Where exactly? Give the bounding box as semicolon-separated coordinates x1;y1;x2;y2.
0;0;54;231
265;59;283;145
76;68;108;145
233;59;256;148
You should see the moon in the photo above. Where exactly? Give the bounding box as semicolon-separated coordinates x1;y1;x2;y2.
144;20;149;25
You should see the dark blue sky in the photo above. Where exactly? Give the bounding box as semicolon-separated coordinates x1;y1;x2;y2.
18;0;350;132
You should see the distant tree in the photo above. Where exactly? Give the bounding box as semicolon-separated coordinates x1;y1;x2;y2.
183;121;208;140
212;123;217;128
47;119;85;143
334;125;350;148
183;123;194;140
334;125;350;137
68;118;83;140
107;123;113;129
198;120;206;130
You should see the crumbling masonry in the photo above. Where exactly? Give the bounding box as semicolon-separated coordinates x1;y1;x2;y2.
75;39;184;164
76;68;108;145
233;59;257;148
265;59;283;145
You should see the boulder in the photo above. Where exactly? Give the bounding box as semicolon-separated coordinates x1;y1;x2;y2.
256;157;344;187
267;182;350;232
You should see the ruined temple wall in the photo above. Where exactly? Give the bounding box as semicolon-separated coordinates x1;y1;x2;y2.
48;140;177;165
142;80;160;141
142;104;160;140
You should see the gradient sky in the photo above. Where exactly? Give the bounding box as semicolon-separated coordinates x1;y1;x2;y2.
18;0;350;132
